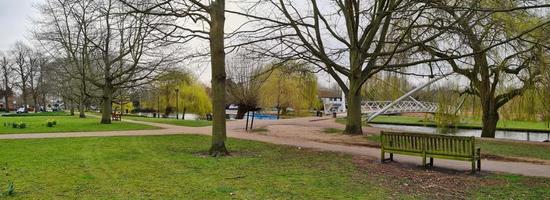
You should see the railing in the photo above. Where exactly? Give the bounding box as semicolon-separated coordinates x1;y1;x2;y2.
361;101;438;115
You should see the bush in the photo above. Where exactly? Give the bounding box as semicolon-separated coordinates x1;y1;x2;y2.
11;122;27;129
46;119;57;127
18;122;26;129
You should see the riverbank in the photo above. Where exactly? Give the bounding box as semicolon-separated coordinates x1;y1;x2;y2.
360;115;550;133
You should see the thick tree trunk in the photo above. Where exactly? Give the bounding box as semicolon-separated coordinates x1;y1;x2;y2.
344;86;363;135
208;0;229;157
100;86;113;124
481;101;499;138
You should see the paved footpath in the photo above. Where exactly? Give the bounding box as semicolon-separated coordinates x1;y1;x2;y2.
1;116;550;178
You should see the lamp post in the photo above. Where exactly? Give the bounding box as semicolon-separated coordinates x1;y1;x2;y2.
175;88;179;119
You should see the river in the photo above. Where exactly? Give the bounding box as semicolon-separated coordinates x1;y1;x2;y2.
371;124;550;142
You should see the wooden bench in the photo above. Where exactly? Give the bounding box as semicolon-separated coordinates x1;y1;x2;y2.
111;113;121;121
380;131;481;173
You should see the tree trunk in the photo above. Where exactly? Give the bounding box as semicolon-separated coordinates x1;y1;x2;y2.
4;96;9;113
100;86;113;124
70;99;75;116
78;102;86;118
208;0;229;157
344;86;363;135
236;104;250;119
481;102;499;138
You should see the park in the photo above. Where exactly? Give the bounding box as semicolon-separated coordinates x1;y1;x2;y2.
0;0;549;199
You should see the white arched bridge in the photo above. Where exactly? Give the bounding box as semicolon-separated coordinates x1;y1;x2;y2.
361;101;438;115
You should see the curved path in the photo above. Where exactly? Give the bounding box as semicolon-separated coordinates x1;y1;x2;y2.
1;116;549;178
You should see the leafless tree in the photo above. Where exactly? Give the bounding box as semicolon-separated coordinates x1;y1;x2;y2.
10;42;33;108
37;0;175;123
419;1;550;137
226;56;264;119
0;52;14;112
120;0;230;156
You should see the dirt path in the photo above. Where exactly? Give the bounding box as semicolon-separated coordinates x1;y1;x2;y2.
1;116;550;178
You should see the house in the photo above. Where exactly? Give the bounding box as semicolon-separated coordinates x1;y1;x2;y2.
318;89;346;114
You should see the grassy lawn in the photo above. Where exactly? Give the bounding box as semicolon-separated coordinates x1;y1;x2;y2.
0;135;548;199
123;116;212;127
365;115;550;132
0;116;158;134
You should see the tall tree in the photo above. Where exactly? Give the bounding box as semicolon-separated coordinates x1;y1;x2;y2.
37;0;173;123
420;1;550;138
0;52;13;111
121;0;230;156
243;0;463;134
10;42;32;108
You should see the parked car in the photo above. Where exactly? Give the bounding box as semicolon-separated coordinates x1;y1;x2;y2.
16;107;27;114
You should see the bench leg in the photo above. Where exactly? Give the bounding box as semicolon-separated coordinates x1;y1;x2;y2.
422;155;426;169
381;149;385;163
477;159;481;172
429;157;433;166
390;153;393;161
471;160;476;174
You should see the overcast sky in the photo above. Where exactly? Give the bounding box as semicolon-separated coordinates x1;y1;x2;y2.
0;0;42;51
0;0;441;89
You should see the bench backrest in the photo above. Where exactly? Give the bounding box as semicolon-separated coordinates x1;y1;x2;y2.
381;131;476;157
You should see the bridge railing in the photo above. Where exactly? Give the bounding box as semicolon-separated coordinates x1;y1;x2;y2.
361;101;438;114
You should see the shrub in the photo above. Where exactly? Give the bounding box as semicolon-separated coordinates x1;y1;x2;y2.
18;122;26;129
11;122;26;129
46;119;57;127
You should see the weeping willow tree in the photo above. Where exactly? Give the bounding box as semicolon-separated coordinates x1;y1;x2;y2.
361;72;413;101
434;87;461;134
258;62;319;118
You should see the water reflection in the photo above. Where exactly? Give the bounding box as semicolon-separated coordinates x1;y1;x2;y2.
371;124;550;142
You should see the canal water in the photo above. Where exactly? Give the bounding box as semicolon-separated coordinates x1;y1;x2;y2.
371;124;550;142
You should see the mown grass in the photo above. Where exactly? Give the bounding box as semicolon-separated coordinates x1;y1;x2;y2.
123;116;212;127
0;135;547;199
0;135;388;199
0;116;158;134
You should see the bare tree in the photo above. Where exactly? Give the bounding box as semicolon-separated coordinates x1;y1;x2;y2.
226;56;264;119
10;42;33;108
0;52;14;112
420;1;550;137
241;0;466;135
37;0;174;123
121;0;230;156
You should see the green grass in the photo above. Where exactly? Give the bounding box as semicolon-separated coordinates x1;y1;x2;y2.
363;115;550;132
363;134;550;161
0;135;388;199
0;135;547;199
474;174;550;199
0;116;158;134
123;116;212;127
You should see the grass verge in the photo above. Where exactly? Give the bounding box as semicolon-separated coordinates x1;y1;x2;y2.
0;116;158;134
0;135;548;199
123;116;212;127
